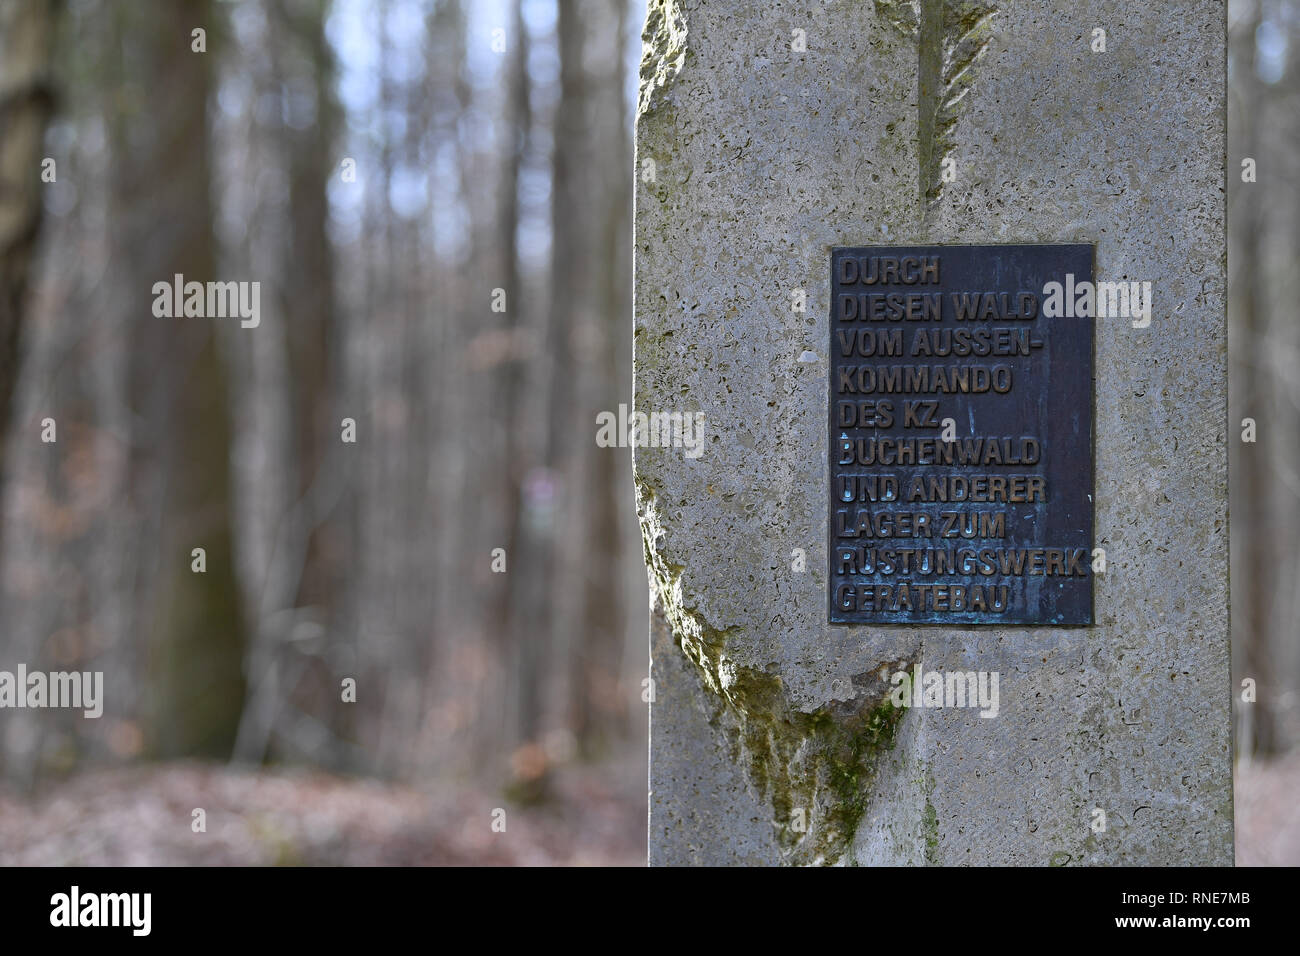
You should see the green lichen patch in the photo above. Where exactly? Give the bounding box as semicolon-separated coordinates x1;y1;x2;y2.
922;798;940;863
638;479;911;864
712;660;909;865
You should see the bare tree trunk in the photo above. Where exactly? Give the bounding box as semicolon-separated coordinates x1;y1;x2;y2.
228;0;348;770
114;0;247;758
491;0;533;758
574;0;632;755
0;0;58;788
1229;1;1278;758
0;0;57;542
428;0;482;774
283;0;341;621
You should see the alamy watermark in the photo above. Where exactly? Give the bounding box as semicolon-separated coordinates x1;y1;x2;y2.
152;274;261;328
1042;273;1152;328
50;886;150;936
0;664;102;718
596;403;706;458
889;663;999;718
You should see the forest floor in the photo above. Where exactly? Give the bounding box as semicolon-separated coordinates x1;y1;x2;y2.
2;752;1294;865
1234;750;1300;865
0;756;646;866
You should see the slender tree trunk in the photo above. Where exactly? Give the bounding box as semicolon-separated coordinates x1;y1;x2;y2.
574;0;632;754
0;0;57;542
493;0;533;755
1230;2;1276;757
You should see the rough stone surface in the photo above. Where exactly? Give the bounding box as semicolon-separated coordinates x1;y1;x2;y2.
637;0;1230;865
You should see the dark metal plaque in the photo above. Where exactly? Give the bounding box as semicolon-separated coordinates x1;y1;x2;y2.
828;244;1094;626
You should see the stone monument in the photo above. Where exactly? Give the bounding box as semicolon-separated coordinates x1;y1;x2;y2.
636;0;1231;865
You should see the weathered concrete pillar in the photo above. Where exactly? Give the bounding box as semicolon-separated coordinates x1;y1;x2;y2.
636;0;1230;865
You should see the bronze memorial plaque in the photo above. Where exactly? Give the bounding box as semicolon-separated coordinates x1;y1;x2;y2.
829;244;1094;626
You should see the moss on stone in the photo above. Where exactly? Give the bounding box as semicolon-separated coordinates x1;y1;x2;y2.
922;798;940;863
637;480;910;864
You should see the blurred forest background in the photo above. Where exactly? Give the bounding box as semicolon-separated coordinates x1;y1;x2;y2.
0;0;648;865
0;0;1296;865
1229;0;1300;865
